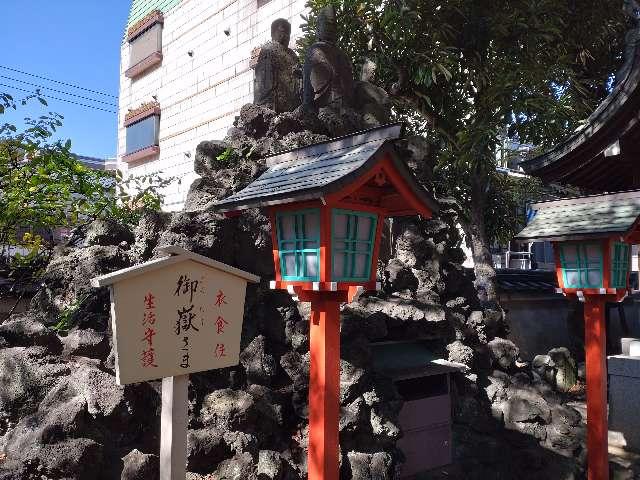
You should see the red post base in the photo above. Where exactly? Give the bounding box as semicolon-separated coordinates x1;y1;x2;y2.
584;298;609;480
308;297;341;480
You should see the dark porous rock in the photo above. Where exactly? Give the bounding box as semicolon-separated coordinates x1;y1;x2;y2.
187;428;230;473
212;451;257;480
32;244;130;325
346;451;394;480
384;258;419;293
0;347;70;421
487;337;519;371
0;315;62;354
503;387;552;426
240;335;278;386
257;449;287;480
446;340;474;368
121;449;159;480
85;218;134;248
200;389;258;431
236;104;276;139
194;139;233;176
545;405;583;456
184;177;225;211
22;437;103;480
130;209;171;262
61;327;109;359
280;352;310;388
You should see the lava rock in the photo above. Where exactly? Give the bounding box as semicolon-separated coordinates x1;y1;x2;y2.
488;338;519;371
85;218;134;248
121;449;159;480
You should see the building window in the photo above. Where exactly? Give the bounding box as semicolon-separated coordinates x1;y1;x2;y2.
559;243;603;289
276;209;320;281
611;242;631;288
331;209;377;281
125;10;164;79
123;102;160;163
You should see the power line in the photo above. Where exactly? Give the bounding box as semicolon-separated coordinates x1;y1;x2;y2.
0;75;118;108
0;65;118;99
0;83;116;114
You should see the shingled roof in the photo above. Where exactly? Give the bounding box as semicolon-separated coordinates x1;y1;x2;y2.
215;123;439;216
515;189;640;242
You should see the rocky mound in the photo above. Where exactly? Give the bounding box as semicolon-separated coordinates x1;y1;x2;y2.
0;103;586;479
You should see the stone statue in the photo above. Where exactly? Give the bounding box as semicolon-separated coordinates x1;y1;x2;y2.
302;5;355;112
354;58;391;126
252;19;301;113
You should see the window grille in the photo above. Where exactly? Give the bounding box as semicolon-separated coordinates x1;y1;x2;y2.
331;209;377;281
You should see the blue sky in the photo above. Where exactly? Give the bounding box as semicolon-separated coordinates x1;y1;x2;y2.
0;1;131;159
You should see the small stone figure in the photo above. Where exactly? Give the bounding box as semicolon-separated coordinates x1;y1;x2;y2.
354;58;391;126
252;19;301;113
302;5;355;112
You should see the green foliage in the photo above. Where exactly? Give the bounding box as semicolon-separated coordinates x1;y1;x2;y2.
299;0;626;248
215;147;234;163
0;92;172;287
52;294;88;335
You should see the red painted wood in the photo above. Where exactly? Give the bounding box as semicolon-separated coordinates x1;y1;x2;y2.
553;242;565;289
320;206;332;283
369;213;385;282
268;210;282;281
308;298;341;480
602;238;612;290
584;297;609;480
379;156;433;218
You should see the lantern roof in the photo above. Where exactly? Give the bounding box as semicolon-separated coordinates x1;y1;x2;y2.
215;123;438;217
515;189;640;242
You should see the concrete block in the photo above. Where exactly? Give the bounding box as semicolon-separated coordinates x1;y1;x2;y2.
608;355;640;450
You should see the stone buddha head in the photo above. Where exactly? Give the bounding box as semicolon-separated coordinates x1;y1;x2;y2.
317;5;337;44
271;18;292;48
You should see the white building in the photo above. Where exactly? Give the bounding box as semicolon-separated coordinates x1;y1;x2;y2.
118;0;308;211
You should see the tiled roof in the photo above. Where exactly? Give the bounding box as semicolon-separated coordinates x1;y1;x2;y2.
127;0;180;29
515;189;640;242
496;269;558;293
215;123;438;214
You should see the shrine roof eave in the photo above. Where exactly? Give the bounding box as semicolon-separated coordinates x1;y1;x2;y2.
515;189;640;242
214;123;439;217
520;42;640;187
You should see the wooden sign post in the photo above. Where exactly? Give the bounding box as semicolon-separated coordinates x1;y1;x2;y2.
92;246;259;480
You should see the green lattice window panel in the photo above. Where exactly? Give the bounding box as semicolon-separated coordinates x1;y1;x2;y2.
611;242;631;289
331;209;377;282
276;209;320;281
559;243;603;289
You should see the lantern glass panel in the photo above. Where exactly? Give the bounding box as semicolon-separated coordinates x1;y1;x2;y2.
276;209;320;281
611;242;631;289
331;209;377;282
559;243;603;289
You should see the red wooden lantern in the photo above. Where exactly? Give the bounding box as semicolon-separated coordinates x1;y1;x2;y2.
217;123;438;480
517;190;640;480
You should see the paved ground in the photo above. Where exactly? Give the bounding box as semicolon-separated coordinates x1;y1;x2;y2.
567;400;640;480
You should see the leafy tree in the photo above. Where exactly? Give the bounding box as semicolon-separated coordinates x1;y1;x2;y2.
300;0;627;299
0;91;172;312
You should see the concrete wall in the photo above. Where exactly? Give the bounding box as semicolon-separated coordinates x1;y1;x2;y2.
504;293;640;361
118;0;308;210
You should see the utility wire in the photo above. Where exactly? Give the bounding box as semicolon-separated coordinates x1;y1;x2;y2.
0;65;118;99
0;83;116;114
0;75;118;107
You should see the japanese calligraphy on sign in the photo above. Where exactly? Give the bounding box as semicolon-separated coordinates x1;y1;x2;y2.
92;247;259;385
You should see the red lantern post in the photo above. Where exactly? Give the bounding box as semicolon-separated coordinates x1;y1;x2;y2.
518;192;640;480
216;124;438;480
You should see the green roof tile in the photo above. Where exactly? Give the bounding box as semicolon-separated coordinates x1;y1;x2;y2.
127;0;181;28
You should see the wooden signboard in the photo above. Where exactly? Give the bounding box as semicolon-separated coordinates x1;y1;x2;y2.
92;246;259;480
